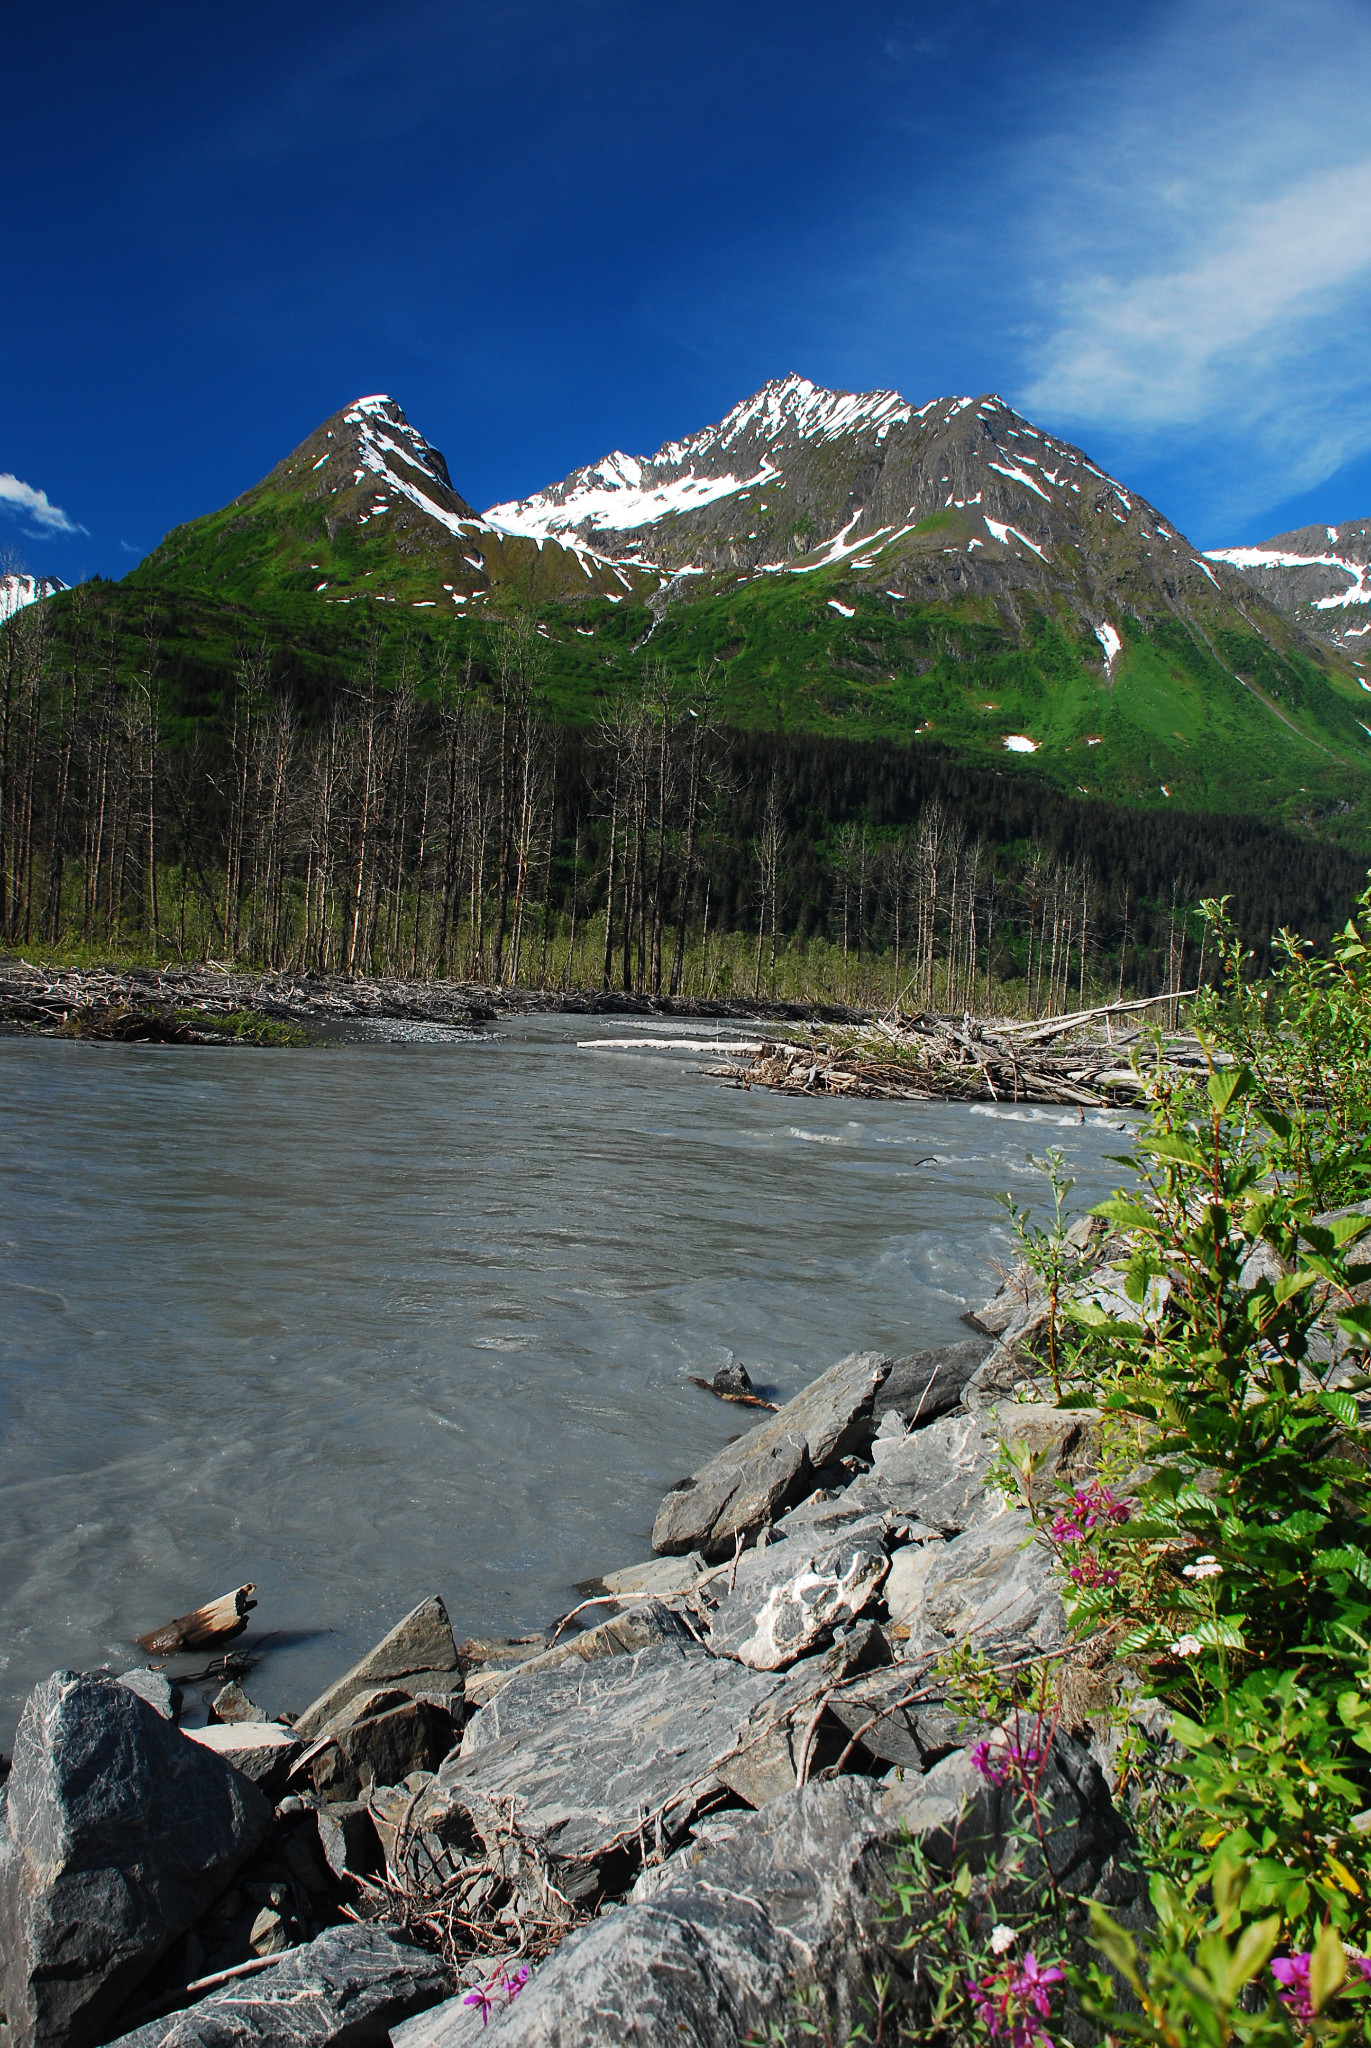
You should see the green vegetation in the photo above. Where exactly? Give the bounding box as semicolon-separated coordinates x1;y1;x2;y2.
804;891;1371;2046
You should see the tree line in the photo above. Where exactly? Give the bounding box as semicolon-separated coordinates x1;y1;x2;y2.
3;587;1366;1010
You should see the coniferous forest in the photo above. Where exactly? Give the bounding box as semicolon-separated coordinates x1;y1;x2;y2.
2;586;1366;1011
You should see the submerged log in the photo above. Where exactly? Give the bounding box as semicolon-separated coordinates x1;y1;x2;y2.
136;1583;257;1656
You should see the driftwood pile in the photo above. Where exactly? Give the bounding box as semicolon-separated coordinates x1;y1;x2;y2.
707;991;1205;1109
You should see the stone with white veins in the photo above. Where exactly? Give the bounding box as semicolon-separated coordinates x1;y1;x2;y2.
705;1532;889;1671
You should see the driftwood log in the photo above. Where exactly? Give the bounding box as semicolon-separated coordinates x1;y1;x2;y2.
705;996;1212;1109
136;1584;257;1656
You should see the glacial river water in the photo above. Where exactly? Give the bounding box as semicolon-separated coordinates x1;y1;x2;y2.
0;1015;1136;1741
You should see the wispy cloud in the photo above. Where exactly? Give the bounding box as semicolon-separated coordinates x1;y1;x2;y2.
1015;0;1371;523
0;473;86;536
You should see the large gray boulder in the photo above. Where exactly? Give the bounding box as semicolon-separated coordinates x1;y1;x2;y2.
105;1925;451;2048
0;1671;273;2048
883;1727;1135;1901
294;1597;461;1739
433;1779;900;2047
651;1353;890;1558
704;1530;889;1670
430;1643;786;1896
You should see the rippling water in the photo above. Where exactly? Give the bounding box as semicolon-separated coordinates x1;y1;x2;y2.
0;1016;1134;1739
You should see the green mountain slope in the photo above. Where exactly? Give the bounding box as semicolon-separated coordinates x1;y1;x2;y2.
110;385;1371;844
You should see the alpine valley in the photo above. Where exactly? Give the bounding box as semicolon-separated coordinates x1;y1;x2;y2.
7;376;1371;997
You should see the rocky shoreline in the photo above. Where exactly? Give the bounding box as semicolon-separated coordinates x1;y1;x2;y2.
0;1249;1147;2048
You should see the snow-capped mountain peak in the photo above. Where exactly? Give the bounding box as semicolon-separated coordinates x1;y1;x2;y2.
1207;517;1371;653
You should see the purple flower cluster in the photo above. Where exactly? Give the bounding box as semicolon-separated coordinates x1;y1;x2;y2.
464;1966;531;2026
970;1737;1044;1791
1048;1482;1131;1546
967;1950;1065;2048
1271;1951;1371;2021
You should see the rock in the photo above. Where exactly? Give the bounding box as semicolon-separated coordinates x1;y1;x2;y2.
715;1624;893;1808
0;1670;273;2048
313;1802;382;1881
865;1411;999;1533
184;1723;302;1793
998;1405;1102;1504
652;1352;890;1558
965;1264;1045;1337
455;1635;548;1678
872;1339;991;1429
117;1671;182;1722
712;1362;758;1398
104;1925;451;2048
910;1511;1065;1657
882;1727;1135;1902
306;1698;454;1804
436;1643;786;1894
210;1682;267;1725
652;1438;811;1560
464;1602;694;1708
826;1671;964;1773
600;1554;707;1599
458;1780;899;2047
249;1906;291;1957
882;1542;943;1626
293;1597;461;1740
704;1533;889;1670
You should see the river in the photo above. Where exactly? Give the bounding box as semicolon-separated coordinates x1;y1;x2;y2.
0;1015;1135;1741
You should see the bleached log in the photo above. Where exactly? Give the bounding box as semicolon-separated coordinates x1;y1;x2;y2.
136;1583;257;1655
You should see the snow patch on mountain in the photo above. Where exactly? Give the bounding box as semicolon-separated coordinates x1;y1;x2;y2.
0;572;67;622
484;374;917;549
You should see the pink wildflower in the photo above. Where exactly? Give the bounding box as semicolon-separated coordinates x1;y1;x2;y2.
970;1738;1044;1790
1270;1954;1314;2022
966;1952;1064;2047
463;1966;531;2027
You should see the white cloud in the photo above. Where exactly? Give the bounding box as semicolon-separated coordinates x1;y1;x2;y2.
0;473;85;536
1012;0;1371;520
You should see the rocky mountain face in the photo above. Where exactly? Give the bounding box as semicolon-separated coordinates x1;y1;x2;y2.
1208;518;1371;664
486;373;1272;649
135;395;647;612
0;573;67;622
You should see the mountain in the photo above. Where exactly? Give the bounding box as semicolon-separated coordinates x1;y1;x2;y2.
130;394;648;613
0;572;67;622
485;374;1371;822
106;377;1371;832
487;372;1265;631
1207;519;1371;664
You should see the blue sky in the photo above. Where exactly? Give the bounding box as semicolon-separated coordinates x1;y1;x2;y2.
5;0;1371;586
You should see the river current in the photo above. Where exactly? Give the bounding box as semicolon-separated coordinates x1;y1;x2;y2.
0;1015;1134;1740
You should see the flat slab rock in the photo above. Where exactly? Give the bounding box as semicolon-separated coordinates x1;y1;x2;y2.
0;1671;273;2048
107;1925;451;2048
464;1602;693;1709
704;1529;889;1670
434;1643;786;1888
651;1352;889;1559
871;1339;991;1429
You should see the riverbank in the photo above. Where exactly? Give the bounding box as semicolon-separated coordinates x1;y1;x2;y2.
0;958;872;1036
0;1253;1132;2048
